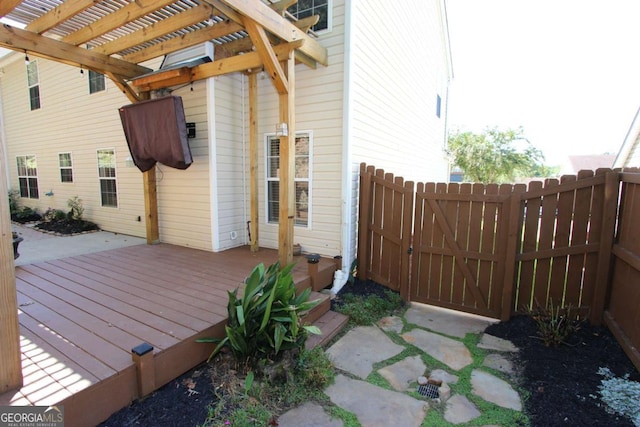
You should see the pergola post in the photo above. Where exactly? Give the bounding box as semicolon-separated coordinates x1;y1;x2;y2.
0;126;22;392
248;72;259;252
278;54;295;266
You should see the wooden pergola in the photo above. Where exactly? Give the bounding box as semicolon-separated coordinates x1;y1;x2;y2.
0;0;327;393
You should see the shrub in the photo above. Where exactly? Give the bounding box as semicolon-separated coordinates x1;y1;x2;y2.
596;367;640;426
8;190;19;215
67;196;84;220
528;299;585;346
198;262;321;367
336;288;404;326
42;208;66;222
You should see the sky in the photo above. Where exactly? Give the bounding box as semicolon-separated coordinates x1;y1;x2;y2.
445;0;640;166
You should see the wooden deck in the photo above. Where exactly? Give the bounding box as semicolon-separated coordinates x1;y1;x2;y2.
0;244;336;426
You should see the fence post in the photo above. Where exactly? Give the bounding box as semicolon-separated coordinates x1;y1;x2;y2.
500;189;524;321
357;163;372;281
399;180;414;302
590;171;619;325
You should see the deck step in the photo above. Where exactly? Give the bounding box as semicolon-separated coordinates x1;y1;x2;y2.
301;291;331;325
305;310;349;350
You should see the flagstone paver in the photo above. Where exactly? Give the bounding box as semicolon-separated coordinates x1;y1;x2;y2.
326;374;428;427
471;369;522;411
483;353;515;375
405;303;494;338
277;402;343;427
326;326;404;379
444;394;481;424
478;333;519;352
378;355;426;391
377;315;404;333
402;328;473;371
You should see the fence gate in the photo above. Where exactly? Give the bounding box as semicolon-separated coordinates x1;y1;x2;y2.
409;182;520;319
357;164;414;300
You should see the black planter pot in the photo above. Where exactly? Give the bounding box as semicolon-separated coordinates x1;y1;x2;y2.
12;234;23;260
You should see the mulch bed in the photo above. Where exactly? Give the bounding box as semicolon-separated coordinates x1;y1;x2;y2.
34;219;99;234
486;314;639;426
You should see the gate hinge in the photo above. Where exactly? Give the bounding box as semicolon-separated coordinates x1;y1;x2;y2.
407;247;413;255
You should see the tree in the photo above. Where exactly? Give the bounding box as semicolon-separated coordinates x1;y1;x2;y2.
447;127;550;184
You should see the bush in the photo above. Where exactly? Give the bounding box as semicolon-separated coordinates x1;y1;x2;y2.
198;262;321;367
528;299;585;346
67;196;84;220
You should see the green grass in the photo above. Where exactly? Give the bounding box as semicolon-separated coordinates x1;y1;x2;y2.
335;289;404;325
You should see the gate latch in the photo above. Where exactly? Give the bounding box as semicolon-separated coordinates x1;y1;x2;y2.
407;247;413;255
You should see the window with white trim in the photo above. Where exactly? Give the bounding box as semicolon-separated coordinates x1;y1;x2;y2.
97;149;117;207
266;132;312;227
287;0;331;32
16;155;39;199
26;61;40;110
89;70;105;94
59;152;73;183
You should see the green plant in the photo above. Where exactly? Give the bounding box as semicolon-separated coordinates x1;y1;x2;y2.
528;299;584;347
198;262;321;366
67;196;84;220
335;289;404;326
296;346;335;388
595;367;640;426
42;208;66;222
8;190;20;215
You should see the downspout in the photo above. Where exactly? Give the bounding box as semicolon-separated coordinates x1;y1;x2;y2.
340;0;355;274
241;74;248;244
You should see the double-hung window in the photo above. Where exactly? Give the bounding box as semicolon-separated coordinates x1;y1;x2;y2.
266;132;312;227
287;0;331;32
16;155;39;198
97;149;117;207
89;70;105;94
27;61;40;110
59;152;73;182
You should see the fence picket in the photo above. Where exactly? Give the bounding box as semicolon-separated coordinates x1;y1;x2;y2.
532;178;559;306
564;170;594;307
517;181;543;309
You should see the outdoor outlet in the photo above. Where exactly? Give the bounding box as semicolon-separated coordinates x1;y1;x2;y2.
136;216;141;222
230;230;238;240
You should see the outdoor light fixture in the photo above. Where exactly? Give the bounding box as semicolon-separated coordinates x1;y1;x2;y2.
275;122;288;136
24;52;29;66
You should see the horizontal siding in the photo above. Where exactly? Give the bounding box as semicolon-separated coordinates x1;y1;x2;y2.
1;57;146;237
155;79;212;250
214;74;246;251
348;0;450;184
254;0;346;258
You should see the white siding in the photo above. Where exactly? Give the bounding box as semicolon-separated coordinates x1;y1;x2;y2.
0;56;146;237
155;80;212;250
214;74;246;251
348;0;451;183
252;0;346;258
624;136;640;167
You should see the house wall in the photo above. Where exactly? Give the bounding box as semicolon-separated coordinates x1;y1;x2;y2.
213;74;247;251
347;0;451;182
343;0;453;266
0;56;146;237
153;80;213;251
251;0;346;258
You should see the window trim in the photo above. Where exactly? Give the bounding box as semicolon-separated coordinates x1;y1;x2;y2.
16;154;39;199
58;152;74;183
97;148;118;208
264;131;313;229
26;60;40;111
88;70;106;94
287;0;332;34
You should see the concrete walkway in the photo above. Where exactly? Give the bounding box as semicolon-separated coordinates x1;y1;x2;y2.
11;223;146;266
279;303;523;426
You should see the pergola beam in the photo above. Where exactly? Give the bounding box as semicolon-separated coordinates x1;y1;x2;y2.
243;17;288;94
26;0;96;34
220;0;328;66
131;40;303;91
0;1;23;18
62;0;178;46
94;4;215;56
0;24;151;79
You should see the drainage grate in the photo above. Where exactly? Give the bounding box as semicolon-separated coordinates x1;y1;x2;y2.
417;383;439;399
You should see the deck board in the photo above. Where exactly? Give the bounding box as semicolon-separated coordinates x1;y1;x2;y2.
1;244;333;426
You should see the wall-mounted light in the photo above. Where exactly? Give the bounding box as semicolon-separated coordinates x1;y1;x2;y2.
24;51;29;66
275;122;288;136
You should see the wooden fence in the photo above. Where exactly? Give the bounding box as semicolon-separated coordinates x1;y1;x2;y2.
358;163;640;369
